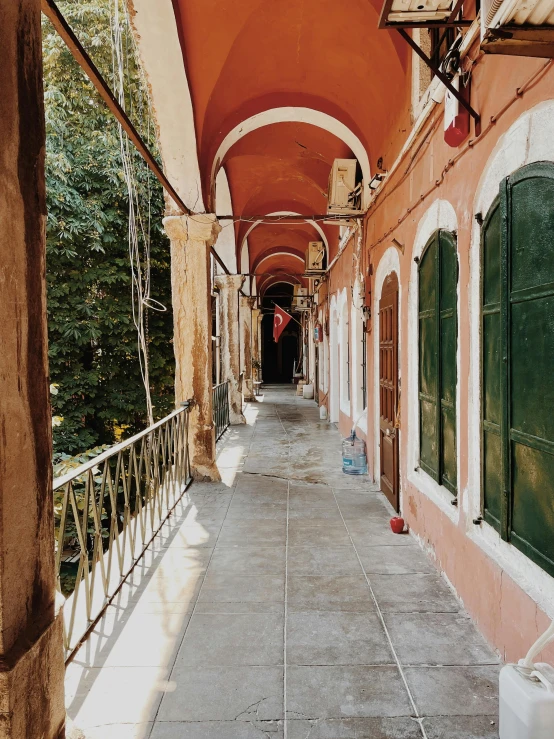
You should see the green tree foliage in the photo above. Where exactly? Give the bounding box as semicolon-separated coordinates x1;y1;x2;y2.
43;0;175;457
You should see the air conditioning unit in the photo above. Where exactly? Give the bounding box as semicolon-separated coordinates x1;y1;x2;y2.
328;159;364;215
305;241;325;274
481;0;554;56
308;276;323;294
293;286;310;311
308;276;323;304
379;0;458;27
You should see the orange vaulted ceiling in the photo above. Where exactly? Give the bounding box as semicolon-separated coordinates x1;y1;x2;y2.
226;122;353;271
171;0;411;294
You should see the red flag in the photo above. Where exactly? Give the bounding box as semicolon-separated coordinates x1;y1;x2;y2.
273;304;292;342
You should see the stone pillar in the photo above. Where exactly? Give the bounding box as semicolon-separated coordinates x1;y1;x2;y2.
163;213;221;481
239;296;256;402
215;275;246;424
0;3;66;737
252;308;262;383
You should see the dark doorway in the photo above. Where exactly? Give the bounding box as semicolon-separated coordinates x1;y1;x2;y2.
261;283;301;383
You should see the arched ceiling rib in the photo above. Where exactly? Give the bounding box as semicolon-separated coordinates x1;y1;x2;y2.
212;108;372;208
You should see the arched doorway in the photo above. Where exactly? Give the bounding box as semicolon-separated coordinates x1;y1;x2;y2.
261;283;301;383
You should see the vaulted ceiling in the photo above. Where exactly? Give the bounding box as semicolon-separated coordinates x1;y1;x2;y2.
169;0;411;296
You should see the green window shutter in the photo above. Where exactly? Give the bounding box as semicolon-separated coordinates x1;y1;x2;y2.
419;230;457;492
439;231;457;493
506;163;554;574
481;199;502;532
482;161;554;577
419;234;439;481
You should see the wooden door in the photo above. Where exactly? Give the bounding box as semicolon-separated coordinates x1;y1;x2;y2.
379;273;399;510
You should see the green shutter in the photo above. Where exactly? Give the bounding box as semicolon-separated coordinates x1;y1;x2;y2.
439;231;457;493
506;163;554;574
419;234;439;481
481;199;502;531
482;162;554;577
419;231;457;493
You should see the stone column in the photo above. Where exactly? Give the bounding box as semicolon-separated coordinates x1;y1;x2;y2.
252;308;263;383
215;275;246;424
239;296;256;402
163;213;221;481
0;3;66;737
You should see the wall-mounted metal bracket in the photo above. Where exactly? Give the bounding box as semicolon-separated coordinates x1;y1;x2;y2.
397;28;480;124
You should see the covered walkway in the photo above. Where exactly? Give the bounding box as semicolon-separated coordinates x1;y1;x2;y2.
65;386;499;739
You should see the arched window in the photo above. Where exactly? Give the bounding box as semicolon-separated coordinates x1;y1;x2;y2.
418;230;457;494
481;161;554;576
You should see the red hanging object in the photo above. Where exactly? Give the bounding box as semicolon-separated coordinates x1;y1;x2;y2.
273;304;292;343
444;76;469;148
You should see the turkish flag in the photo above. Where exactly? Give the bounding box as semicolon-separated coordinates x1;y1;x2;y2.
273;304;292;343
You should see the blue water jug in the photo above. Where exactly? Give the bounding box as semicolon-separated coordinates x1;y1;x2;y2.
342;430;368;475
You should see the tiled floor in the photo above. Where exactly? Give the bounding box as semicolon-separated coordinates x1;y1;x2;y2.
65;386;501;739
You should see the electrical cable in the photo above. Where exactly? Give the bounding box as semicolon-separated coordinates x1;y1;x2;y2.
111;0;167;426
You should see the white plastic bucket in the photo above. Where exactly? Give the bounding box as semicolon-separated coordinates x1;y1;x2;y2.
302;383;314;399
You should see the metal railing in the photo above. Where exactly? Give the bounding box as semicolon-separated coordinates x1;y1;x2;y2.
213;380;230;440
54;403;192;659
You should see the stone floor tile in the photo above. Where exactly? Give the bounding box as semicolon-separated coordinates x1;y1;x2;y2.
151;720;284;738
180;507;230;525
162;521;222;549
286;665;413;719
289;498;338;511
176;612;283;666
286;611;393;666
287;522;351;548
75;724;153;739
217;520;287;546
154;547;212;573
225;504;288;520
357;545;435;575
337;500;394;520
231;492;288;506
288;507;344;521
333;485;382;495
132;568;205;606
194;601;284;615
286;717;422;739
287;546;363;577
345;520;415;548
287;576;376;612
422;715;499;738
404;665;500;716
368;574;462;613
236;476;288;494
384;612;500;665
65;665;168;728
189;491;234;507
158;666;284;722
208;545;286;575
78;608;191;668
197;572;285;603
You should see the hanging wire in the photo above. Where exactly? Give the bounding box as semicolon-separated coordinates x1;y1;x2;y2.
110;0;166;426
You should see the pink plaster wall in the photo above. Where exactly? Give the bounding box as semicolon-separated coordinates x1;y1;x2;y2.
325;46;554;663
